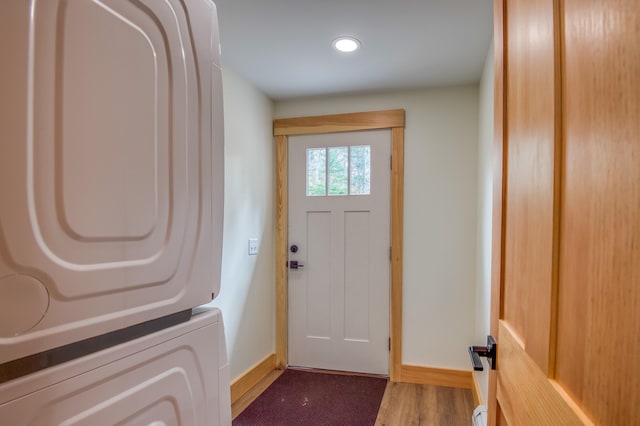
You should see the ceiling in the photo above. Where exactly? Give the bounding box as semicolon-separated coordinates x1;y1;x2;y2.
213;0;494;101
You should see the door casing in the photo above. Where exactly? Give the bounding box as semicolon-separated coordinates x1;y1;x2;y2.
273;109;405;380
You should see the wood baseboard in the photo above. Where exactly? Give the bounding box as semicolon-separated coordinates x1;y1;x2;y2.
472;371;484;406
230;353;277;404
399;364;474;390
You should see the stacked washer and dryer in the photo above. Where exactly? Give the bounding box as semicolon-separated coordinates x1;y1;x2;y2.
0;1;230;424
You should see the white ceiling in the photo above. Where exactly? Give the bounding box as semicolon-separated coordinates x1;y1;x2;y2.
213;0;494;101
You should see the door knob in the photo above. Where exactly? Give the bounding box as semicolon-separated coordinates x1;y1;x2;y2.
289;260;304;270
468;335;497;371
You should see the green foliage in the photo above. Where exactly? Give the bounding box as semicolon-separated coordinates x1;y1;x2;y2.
307;148;326;196
328;147;348;195
350;145;370;195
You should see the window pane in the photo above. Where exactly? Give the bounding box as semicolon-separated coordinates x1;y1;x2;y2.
350;145;371;195
328;147;348;196
307;148;326;196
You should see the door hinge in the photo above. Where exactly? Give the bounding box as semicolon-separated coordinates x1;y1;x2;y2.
389;246;392;261
388;337;391;351
390;155;393;169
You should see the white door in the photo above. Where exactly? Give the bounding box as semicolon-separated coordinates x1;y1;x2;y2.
288;129;390;375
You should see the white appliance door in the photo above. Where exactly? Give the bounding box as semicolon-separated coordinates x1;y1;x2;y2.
0;308;231;426
0;0;224;363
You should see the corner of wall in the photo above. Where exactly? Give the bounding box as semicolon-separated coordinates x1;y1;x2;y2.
208;67;277;382
474;41;495;406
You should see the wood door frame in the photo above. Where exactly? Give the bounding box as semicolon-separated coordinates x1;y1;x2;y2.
273;109;405;381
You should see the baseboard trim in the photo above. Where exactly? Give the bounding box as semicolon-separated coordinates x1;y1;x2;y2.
230;353;277;404
399;364;473;389
231;359;475;402
472;371;484;406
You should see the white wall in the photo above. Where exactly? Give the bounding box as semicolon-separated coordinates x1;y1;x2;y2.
208;69;276;381
212;70;491;380
475;42;494;403
275;86;479;370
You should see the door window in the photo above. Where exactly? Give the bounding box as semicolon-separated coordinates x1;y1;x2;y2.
306;148;326;196
306;145;371;196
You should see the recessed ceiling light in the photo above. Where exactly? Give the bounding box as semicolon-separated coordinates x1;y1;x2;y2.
332;36;360;53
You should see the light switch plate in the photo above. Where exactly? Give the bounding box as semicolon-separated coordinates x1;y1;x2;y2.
248;238;258;255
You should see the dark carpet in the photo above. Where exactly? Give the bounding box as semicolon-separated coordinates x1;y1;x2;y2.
233;369;388;426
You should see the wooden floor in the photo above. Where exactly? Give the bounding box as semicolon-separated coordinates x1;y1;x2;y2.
232;369;475;425
374;380;474;426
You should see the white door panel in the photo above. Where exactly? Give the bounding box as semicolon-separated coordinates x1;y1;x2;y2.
288;130;390;375
0;0;224;363
0;308;231;426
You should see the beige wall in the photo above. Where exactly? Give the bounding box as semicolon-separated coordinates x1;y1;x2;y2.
275;86;480;370
208;69;276;380
214;69;490;381
475;42;495;404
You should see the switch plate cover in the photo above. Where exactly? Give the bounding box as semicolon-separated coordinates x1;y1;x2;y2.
248;239;258;255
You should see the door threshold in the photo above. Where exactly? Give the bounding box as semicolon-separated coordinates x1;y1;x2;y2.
286;365;389;380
